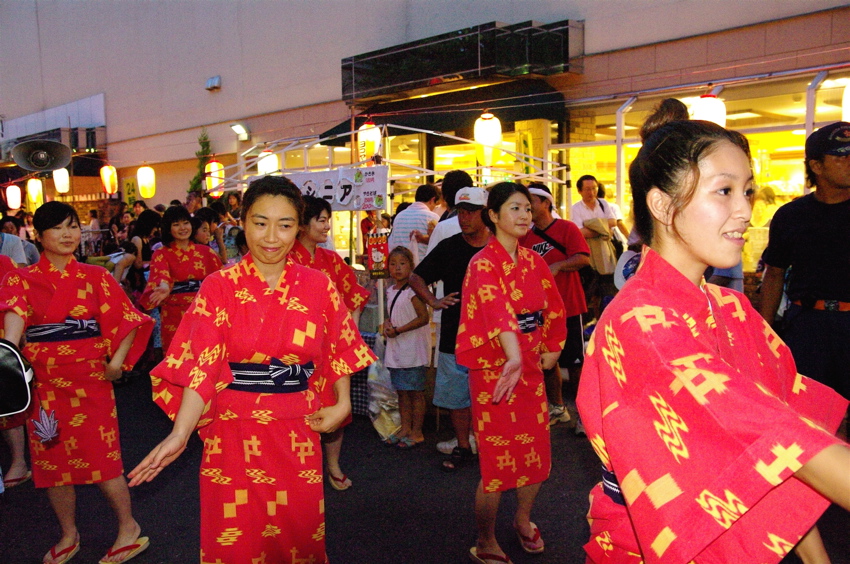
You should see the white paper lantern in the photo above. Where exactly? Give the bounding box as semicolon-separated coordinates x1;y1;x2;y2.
474;112;503;167
6;185;21;210
257;151;279;175
692;94;727;127
53;168;70;194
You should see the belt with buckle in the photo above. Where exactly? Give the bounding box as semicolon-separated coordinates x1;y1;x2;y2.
792;300;850;312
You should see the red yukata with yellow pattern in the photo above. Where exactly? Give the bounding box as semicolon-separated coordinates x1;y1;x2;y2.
0;253;29;430
0;255;152;488
456;239;566;493
289;239;370;426
577;249;849;564
138;242;222;351
150;254;376;564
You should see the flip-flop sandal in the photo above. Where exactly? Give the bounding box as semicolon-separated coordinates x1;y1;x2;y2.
469;546;512;564
98;536;149;564
3;469;31;488
46;534;80;564
328;473;352;491
396;437;423;449
515;522;545;554
382;434;401;446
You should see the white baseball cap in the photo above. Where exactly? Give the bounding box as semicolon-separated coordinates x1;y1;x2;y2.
455;187;488;208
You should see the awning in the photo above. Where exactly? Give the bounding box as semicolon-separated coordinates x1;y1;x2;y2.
319;79;564;146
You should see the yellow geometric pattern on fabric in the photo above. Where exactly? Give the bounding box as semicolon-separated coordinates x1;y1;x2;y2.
706;285;746;321
192;294;213;317
69;305;88;317
695;488;748;529
287;296;309;314
63;437;78;456
223;489;248;518
650;527;676;558
589;435;610;467
224;263;244;284
234;287;256;305
496;450;517;473
477;284;498;304
669;353;729;405
764;325;783;359
602;401;619;418
293;321;317;347
524;448;543;470
201;468;232;485
763;533;795;556
466;293;478;321
251;410;276;425
77;282;94;300
219;409;238;421
621;305;675;332
354;344;373;368
266;490;288;516
69;413;87;427
204;436;223;462
243;435;262;462
246;469;276;484
340;324;356;345
484;478;503;493
792;373;807;395
189;366;208;390
510;288;523;301
754;382;778;400
57;345;75;356
216;527;243;546
330;358;352;375
214;307;230;328
298;469;323;484
602;323;626;387
649;392;689;463
620;468;646;505
251;552;268;564
290;430;316;464
501;260;515;276
755;443;804;486
682;313;699;338
595;531;614;554
68;458;90;469
198;344;222;366
166;340;194;370
514;433;535;445
261;525;281;538
798;415;827;433
644;473;682;509
99;425;117;448
486;435;510;447
311;521;327;543
69;388;87;407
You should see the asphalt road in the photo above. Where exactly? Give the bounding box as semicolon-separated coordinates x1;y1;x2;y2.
1;372;847;563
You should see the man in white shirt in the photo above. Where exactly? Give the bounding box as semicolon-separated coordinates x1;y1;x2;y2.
388;183;440;264
570;174;618;322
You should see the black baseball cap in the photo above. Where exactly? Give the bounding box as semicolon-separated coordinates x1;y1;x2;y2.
805;121;850;160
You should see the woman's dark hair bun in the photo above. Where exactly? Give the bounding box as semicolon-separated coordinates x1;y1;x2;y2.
639;98;690;141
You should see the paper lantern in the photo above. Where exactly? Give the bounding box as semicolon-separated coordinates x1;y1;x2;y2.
137;166;156;199
474;112;503;167
100;165;118;194
692;94;727;127
27;178;43;204
53;168;70;194
357;120;382;164
257;150;279;175
6;185;21;210
205;159;225;198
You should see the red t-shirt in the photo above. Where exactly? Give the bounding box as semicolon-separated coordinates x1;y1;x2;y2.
519;219;589;318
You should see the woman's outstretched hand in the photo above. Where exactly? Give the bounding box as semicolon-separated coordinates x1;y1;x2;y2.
127;433;187;487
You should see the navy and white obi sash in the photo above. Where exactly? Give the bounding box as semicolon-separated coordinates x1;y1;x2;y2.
602;465;625;506
227;358;315;394
517;310;544;334
172;280;202;294
26;318;101;343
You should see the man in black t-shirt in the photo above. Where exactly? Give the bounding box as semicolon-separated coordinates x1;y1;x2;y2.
760;121;850;399
408;187;489;470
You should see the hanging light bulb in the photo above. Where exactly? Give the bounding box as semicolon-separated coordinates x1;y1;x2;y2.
137;165;156;199
27;178;43;204
205;159;225;198
6;184;21;210
357;119;382;164
257;150;279;175
474;111;503;183
100;165;118;195
53;168;70;194
692;94;727;127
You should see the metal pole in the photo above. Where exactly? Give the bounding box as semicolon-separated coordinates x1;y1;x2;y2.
615;96;636;210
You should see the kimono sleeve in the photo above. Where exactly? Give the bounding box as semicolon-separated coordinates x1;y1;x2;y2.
150;274;230;427
329;251;370;312
92;267;153;370
590;294;845;563
138;248;172;310
455;253;520;369
0;268;31;323
532;252;566;354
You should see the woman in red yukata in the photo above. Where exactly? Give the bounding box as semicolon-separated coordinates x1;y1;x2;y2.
289;195;370;491
1;202;153;564
456;182;566;564
577;112;850;563
128;176;376;564
137;205;222;352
